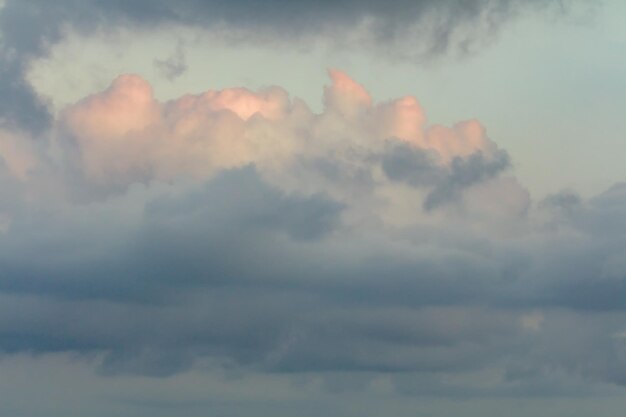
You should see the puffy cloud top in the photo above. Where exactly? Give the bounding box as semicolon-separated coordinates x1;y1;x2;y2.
60;71;502;198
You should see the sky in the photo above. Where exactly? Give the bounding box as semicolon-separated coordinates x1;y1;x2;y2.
1;1;626;416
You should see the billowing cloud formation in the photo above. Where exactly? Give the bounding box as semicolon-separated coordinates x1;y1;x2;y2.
0;0;573;130
1;69;626;413
59;70;512;213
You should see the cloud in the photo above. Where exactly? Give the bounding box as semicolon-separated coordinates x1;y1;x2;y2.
154;42;187;81
0;1;69;131
380;139;511;210
423;149;510;210
0;61;51;132
0;68;625;404
381;140;443;186
58;70;507;211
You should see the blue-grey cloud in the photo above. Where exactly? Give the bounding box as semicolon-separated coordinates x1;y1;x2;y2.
1;157;626;389
381;140;511;209
424;149;510;210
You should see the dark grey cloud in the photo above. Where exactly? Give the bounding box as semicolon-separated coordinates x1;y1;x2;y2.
424;149;510;210
0;166;344;302
0;2;76;131
0;61;51;132
0;0;572;131
381;140;444;187
381;140;511;210
1;157;626;392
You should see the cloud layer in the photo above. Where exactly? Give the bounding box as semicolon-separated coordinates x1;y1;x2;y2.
1;69;626;405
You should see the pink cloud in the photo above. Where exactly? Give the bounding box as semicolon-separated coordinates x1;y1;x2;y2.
425;120;495;163
375;96;427;146
65;74;160;140
57;70;510;214
324;69;372;117
0;130;38;180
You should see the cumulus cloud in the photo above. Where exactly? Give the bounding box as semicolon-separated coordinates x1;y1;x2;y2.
0;68;624;407
58;70;510;215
